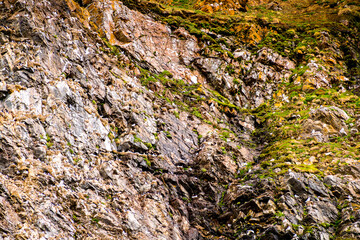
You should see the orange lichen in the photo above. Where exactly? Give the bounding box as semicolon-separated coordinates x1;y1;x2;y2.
65;0;91;29
195;0;247;14
233;23;264;45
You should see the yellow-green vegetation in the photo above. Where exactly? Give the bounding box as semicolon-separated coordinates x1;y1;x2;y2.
144;156;152;167
139;68;206;113
121;0;360;180
41;134;53;148
251;82;360;178
210;89;239;111
167;0;197;9
139;67;242;122
133;134;155;150
123;0;359;71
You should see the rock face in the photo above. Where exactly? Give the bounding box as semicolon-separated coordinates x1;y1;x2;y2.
0;0;359;239
195;0;248;14
301;106;350;142
89;0;201;81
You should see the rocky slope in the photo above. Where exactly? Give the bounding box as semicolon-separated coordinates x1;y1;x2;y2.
0;0;360;239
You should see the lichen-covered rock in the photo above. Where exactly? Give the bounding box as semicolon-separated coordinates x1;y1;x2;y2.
0;0;359;239
89;0;201;82
301;106;350;142
195;0;248;14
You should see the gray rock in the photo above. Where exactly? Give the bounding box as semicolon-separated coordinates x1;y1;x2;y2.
4;88;42;114
117;134;149;153
287;177;308;199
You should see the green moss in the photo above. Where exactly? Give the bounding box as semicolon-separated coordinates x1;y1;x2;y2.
165;131;172;138
304;95;317;104
293;164;323;176
236;162;253;179
192;107;203;119
174;111;180;119
209;89;240;111
292;224;300;231
144;157;151;167
91;218;99;223
220;129;231;141
101;37;121;57
319;222;331;228
133;135;142;143
144;142;154;149
45;134;53;148
275;211;285;218
290;65;310;79
160;70;173;78
218;190;226;207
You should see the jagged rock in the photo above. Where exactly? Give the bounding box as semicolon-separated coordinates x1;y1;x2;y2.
301;106;350;142
256;48;295;71
195;0;248;14
305;201;338;224
0;82;8;100
117;134;149;152
224;184;255;204
33;145;47;160
113;29;132;43
233;49;252;61
307;176;330;198
266;2;282;11
3;88;42;114
0;0;357;239
89;0;200;81
287;177;308;200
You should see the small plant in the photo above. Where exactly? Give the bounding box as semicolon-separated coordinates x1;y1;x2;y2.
275;211;285;218
220;130;230;141
144;142;154;149
192;107;203;119
153;132;159;141
144;157;151;167
292;224;299;231
174;111;180;119
218;191;226;207
45;134;53;148
133;135;142;143
319;222;331;228
165;131;172;138
182;197;191;203
233;78;241;85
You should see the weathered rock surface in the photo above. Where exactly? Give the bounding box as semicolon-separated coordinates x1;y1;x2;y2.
301;106;350;142
0;0;359;239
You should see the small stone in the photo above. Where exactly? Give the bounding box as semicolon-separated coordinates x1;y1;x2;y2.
33;146;47;160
